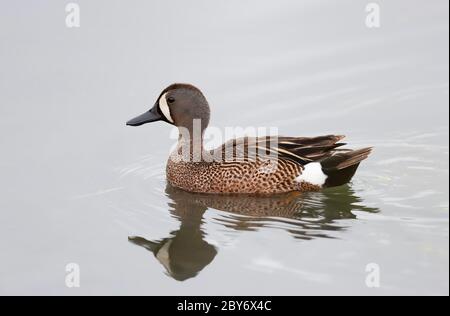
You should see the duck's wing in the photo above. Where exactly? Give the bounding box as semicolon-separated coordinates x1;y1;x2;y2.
214;135;347;165
276;135;347;164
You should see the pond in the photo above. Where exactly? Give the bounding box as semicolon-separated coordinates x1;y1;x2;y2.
0;0;448;295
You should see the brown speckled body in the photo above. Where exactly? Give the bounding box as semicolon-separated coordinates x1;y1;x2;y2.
166;151;321;194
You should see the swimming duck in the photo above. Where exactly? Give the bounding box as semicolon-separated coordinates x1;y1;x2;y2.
127;83;372;194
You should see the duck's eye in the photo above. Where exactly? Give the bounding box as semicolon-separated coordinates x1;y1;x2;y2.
167;97;175;104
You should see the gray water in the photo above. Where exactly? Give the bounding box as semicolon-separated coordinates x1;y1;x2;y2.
0;0;448;295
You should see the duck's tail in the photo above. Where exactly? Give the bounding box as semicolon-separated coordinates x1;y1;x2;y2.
321;147;373;188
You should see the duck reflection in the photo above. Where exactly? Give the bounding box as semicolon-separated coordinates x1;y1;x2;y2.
128;195;214;281
129;185;378;281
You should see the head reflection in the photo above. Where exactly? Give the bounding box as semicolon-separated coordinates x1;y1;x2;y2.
129;184;378;281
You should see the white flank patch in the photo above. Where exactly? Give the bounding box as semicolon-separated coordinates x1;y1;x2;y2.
159;92;174;123
295;162;328;186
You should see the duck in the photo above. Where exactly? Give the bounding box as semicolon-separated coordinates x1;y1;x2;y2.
126;83;372;194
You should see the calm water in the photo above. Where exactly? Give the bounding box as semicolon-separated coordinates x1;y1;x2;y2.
0;0;448;295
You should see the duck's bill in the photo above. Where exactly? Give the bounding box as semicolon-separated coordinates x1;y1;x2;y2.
126;105;162;126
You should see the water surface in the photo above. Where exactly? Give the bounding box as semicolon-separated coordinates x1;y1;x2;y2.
0;0;448;295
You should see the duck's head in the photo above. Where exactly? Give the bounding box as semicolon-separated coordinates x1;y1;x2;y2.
127;83;210;132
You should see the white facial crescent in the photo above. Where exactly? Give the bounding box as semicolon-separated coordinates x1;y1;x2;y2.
159;92;174;123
